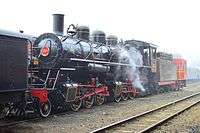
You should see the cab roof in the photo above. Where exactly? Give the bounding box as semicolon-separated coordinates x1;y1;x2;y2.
0;29;36;41
125;39;157;49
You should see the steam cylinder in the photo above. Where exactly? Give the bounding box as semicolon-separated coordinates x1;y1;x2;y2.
53;14;64;35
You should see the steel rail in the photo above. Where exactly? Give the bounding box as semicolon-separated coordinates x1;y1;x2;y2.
0;117;39;128
91;91;200;133
139;100;200;133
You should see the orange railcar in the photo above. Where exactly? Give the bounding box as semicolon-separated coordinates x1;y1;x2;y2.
173;58;187;87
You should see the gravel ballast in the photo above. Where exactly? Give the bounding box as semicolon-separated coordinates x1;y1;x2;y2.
1;82;200;133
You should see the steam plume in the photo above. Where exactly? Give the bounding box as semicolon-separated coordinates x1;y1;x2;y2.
117;46;145;92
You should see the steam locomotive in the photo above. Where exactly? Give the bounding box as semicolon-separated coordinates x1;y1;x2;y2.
0;14;186;118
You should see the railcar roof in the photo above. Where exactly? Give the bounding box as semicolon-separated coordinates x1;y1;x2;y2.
0;29;36;40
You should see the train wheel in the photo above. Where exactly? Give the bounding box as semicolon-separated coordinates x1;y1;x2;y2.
95;95;105;106
121;93;128;101
114;95;121;103
128;93;135;100
84;96;94;109
38;99;51;118
70;98;82;112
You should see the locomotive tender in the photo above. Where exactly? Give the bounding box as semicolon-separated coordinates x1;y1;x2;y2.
0;14;186;117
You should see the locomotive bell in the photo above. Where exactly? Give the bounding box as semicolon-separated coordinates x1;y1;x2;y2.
91;30;106;44
53;14;64;35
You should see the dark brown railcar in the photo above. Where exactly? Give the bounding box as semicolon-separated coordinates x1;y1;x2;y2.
0;30;28;104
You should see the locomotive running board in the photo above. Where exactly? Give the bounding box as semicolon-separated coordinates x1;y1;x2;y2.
70;58;150;68
60;68;76;71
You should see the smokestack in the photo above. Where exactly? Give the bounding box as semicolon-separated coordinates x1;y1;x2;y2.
53;14;64;35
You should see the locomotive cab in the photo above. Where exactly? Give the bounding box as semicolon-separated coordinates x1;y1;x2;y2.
124;40;158;94
125;40;157;73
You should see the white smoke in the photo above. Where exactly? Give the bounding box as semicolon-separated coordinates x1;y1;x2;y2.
117;46;145;92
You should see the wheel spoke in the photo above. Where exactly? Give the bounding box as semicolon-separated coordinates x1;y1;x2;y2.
114;95;121;103
70;98;82;112
128;92;135;100
121;92;128;101
84;96;94;108
38;99;51;118
95;95;105;106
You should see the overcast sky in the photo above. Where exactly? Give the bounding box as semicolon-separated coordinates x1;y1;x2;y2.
0;0;199;68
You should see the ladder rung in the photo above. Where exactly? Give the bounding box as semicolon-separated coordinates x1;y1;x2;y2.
44;70;60;89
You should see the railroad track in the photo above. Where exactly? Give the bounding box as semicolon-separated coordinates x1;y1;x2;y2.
0;116;38;129
1;82;200;131
91;91;200;133
186;81;200;88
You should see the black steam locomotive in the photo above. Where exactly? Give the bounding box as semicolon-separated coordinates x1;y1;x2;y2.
0;14;185;118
